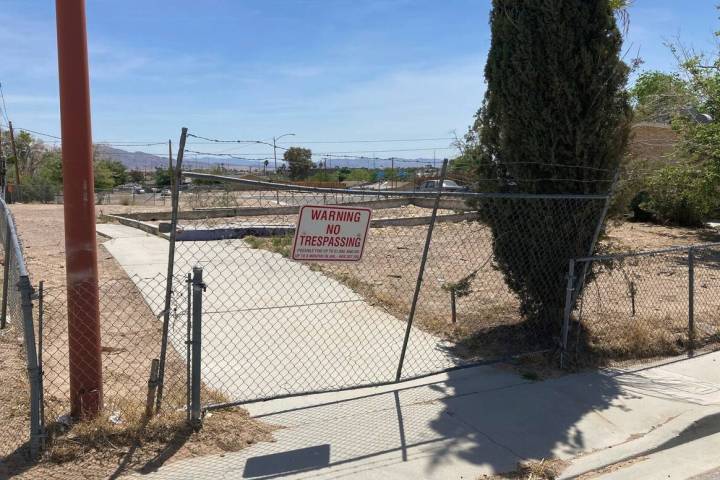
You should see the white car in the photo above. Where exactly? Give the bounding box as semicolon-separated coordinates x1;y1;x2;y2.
418;180;468;192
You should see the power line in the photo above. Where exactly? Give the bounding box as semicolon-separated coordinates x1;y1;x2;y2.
182;146;456;156
184;149;272;162
276;137;456;144
0;123;62;140
186;133;283;150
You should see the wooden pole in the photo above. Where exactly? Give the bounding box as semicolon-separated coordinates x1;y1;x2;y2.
8;120;20;202
8;121;20;188
168;139;173;193
0;128;5;199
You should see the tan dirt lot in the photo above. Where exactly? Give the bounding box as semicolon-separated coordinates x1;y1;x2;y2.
1;203;273;479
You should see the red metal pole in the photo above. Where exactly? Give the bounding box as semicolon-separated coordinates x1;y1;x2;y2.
55;0;103;417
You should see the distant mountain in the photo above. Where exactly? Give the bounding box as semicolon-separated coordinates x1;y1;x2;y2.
95;145;168;171
95;144;445;172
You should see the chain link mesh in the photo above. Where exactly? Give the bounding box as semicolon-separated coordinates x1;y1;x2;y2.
567;244;720;366
0;198;40;463
39;274;189;425
166;178;607;406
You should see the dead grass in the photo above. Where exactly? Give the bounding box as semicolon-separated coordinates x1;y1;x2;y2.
0;322;32;460
244;234;293;258
585;317;686;361
480;458;568;479
3;403;275;479
45;404;273;464
2;204;275;478
237;215;720;366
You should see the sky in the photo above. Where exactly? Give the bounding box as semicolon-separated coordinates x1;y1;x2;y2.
0;0;718;163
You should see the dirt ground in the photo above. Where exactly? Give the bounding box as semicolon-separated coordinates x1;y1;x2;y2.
574;222;720;363
1;203;273;479
4;202;718;476
245;212;720;363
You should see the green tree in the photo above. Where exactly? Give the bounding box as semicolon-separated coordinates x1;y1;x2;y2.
284;147;313;180
154;167;172;187
630;71;692;122
619;11;719;225
128;170;144;183
469;0;632;336
22;150;63;202
669;32;720;164
643;162;720;226
345;168;374;182
337;167;351;182
105;160;128;186
93;160;116;191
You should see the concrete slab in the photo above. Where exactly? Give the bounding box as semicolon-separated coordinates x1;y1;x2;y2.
591;431;720;479
97;224;458;403
97;223;154;239
127;352;720;480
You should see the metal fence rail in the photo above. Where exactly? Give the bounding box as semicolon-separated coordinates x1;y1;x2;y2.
165;168;610;408
563;243;720;366
0;196;42;461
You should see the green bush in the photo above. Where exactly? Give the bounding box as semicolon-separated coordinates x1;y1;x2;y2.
642;163;720;226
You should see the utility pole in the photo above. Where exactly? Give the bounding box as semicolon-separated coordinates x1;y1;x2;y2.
168;139;173;193
8;121;20;189
55;0;102;417
272;132;295;175
0;128;5;200
273;137;277;173
391;157;395;190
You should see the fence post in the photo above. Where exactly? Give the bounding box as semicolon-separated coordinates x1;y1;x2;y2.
19;275;42;458
186;272;192;422
1;224;11;329
561;259;576;369
450;288;457;324
395;159;448;382
38;281;45;434
688;248;695;356
191;266;205;426
156;127;187;412
144;359;160;419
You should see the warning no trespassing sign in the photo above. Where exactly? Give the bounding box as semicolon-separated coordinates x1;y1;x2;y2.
291;205;372;262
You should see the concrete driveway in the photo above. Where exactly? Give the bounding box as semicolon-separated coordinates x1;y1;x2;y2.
97;223;458;403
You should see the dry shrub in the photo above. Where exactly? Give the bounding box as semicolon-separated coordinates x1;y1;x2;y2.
46;400;274;465
587;318;684;360
482;458;568;480
515;458;567;479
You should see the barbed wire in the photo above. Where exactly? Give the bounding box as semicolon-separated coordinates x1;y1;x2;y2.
185;149;272;162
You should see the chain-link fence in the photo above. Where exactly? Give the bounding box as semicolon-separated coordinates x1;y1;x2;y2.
563;243;720;367
161;168;609;408
38;274;190;430
0;196;42;463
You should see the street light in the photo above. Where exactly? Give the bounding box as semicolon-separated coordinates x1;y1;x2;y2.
273;133;295;173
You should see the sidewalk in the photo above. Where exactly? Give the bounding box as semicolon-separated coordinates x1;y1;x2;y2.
125;351;720;479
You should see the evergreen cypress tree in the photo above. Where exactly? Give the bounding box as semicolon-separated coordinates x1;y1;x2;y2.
473;0;632;338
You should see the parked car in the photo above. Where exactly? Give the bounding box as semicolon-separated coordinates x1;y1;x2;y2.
115;184;146;194
417;179;468;192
